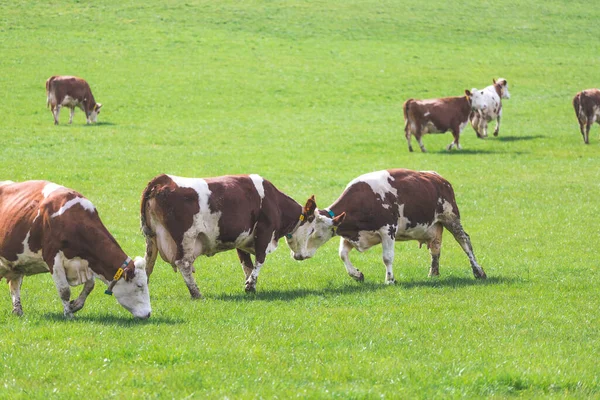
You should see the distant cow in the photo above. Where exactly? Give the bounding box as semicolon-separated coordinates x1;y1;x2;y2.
286;169;487;284
0;180;151;318
141;174;308;298
403;90;473;152
46;76;102;125
470;78;511;138
573;89;600;144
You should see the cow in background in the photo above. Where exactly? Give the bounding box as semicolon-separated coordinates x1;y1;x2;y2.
141;174;308;298
470;78;511;138
403;91;473;152
573;89;600;144
0;180;151;318
286;169;486;284
46;76;102;125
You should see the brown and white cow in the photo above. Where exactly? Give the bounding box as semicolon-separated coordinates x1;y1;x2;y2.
141;174;307;298
403;91;473;152
46;76;102;125
470;78;511;138
573;89;600;144
286;169;486;284
0;181;151;318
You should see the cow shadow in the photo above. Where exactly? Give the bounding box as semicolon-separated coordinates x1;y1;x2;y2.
496;135;544;142
89;121;116;126
42;312;184;326
432;148;505;155
212;275;511;302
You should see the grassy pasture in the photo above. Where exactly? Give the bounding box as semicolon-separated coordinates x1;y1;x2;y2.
1;0;599;397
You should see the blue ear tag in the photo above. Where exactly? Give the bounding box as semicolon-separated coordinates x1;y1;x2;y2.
104;289;113;296
286;233;292;239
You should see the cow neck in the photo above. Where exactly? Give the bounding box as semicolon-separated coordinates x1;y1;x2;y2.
86;234;131;282
493;84;502;97
281;199;304;237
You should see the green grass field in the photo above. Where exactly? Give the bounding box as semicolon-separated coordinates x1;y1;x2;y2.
1;0;599;397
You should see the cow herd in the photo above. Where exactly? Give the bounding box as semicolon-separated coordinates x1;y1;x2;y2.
0;75;597;319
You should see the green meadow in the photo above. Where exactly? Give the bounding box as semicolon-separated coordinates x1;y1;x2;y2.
1;0;599;397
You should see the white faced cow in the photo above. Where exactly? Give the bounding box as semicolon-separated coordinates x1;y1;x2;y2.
0;181;151;318
470;78;510;138
573;89;600;144
286;169;487;284
403;91;473;152
140;174;307;298
46;76;102;125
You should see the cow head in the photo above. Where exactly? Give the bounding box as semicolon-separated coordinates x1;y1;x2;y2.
285;196;345;260
469;88;487;112
110;256;151;319
494;78;510;99
87;103;102;124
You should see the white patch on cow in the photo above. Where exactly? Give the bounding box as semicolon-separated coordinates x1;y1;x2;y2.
51;197;96;218
42;182;64;198
458;120;468;133
61;95;80;107
395;204;437;242
442;200;454;215
349;230;382;252
234;229;254;253
249;174;265;199
110;257;151;319
0;231;48;278
347;170;398;202
0;180;14;186
168;175;222;259
265;231;278;254
424;111;430;117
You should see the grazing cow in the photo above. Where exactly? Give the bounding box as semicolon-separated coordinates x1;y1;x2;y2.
403;90;473;152
573;89;600;144
470;78;511;138
0;181;151;318
286;169;487;284
46;75;102;125
140;174;307;298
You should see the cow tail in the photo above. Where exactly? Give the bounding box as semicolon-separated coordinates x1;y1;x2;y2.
46;76;57;108
140;181;156;239
403;99;413;133
573;93;581;119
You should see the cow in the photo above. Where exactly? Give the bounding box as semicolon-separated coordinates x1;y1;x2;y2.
403;90;473;152
0;180;151;319
470;78;511;138
140;174;309;298
285;169;487;284
573;89;600;144
46;75;102;125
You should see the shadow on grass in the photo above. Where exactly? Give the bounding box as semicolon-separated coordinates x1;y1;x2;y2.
89;121;116;126
42;312;184;325
496;135;544;142
431;148;505;155
212;275;516;302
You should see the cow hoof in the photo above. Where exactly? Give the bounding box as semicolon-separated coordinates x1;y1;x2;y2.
12;308;23;317
385;279;396;285
190;292;203;300
245;286;256;293
493;131;499;137
351;272;364;282
475;271;487;280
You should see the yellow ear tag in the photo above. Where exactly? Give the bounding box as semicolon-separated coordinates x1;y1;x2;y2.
113;268;124;281
299;214;305;222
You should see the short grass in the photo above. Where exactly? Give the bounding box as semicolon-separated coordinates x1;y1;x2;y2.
1;0;599;398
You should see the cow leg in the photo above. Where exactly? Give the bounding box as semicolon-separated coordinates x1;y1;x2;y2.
447;129;461;151
51;258;75;318
417;134;427;153
144;235;159;283
339;238;364;282
493;112;502;137
52;105;61;125
175;258;202;299
428;223;443;277
405;123;414;152
481;120;489;138
68;107;75;124
237;249;254;280
585;120;591;144
8;276;24;316
442;218;486;279
69;278;95;313
380;235;396;284
471;113;483;138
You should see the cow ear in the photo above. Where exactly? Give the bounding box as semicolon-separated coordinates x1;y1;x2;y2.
124;267;136;281
304;195;317;215
493;78;497;84
332;212;345;226
97;103;102;109
465;89;472;97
